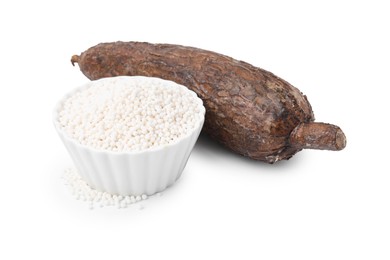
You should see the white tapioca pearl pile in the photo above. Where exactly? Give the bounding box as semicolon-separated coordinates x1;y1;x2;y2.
58;77;203;152
63;168;149;210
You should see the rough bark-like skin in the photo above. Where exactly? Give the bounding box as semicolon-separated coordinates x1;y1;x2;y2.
72;41;327;163
289;122;346;151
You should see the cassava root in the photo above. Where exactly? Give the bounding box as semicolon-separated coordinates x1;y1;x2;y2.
71;41;346;163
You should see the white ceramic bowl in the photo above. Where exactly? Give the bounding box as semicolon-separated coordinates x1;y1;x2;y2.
53;76;205;196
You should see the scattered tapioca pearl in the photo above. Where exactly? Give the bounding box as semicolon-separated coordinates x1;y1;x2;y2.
63;168;149;209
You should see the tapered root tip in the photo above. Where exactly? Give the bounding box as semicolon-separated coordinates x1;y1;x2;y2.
335;128;347;150
289;122;347;151
71;55;79;66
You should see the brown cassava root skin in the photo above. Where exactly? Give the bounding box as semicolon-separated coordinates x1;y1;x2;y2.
71;41;346;163
289;122;346;151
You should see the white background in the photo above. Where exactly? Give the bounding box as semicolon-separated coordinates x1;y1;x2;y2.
0;0;389;259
